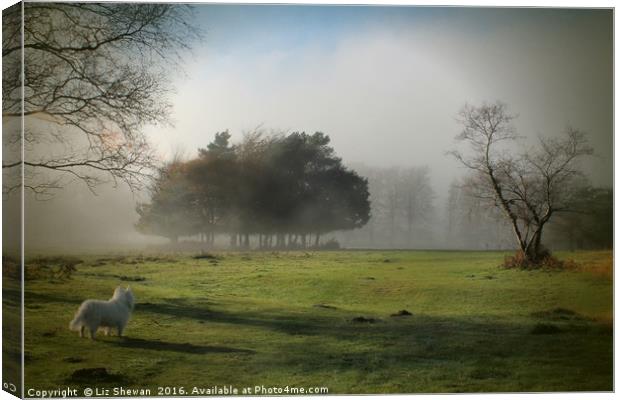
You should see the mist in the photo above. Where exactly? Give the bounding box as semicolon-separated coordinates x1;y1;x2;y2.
15;5;612;252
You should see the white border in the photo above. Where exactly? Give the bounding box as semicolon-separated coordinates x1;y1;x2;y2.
0;1;615;400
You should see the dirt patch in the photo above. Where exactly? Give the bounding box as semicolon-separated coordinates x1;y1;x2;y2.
390;310;412;317
193;252;219;260
91;255;175;266
144;256;174;263
351;316;380;323
69;367;123;383
63;357;85;364
531;308;590;321
531;323;563;335
116;275;146;282
94;256;129;265
313;304;338;310
90;260;107;267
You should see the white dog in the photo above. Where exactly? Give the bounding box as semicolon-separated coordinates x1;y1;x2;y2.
69;286;135;339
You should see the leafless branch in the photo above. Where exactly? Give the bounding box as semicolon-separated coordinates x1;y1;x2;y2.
2;3;201;198
450;102;592;260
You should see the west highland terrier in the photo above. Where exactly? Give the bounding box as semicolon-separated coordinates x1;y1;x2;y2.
69;286;135;339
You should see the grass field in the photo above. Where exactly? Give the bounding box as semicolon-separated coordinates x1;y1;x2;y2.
17;250;613;395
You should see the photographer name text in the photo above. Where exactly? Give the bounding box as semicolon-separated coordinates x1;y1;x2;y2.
27;385;329;397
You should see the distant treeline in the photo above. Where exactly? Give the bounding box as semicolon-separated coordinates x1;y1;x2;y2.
333;164;436;249
444;182;612;251
136;131;371;248
136;130;611;251
335;174;611;251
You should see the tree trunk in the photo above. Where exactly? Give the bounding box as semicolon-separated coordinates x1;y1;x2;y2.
521;224;548;265
527;229;544;261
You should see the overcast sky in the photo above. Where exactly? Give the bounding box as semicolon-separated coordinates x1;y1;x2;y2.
145;5;613;199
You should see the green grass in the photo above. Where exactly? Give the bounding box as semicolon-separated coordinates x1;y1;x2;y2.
20;250;612;394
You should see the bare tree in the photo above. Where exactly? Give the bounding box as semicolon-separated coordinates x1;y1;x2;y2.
2;3;199;197
451;102;593;264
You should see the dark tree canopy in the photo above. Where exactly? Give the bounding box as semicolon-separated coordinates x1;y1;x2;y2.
547;186;612;250
2;3;199;197
136;131;371;248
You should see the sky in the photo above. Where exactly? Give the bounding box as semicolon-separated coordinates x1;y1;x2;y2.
14;4;613;250
146;5;613;199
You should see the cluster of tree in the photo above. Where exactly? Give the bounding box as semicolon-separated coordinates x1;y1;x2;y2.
546;186;612;250
335;165;435;248
136;131;371;248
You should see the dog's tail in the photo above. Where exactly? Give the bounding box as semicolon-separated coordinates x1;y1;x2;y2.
69;314;83;331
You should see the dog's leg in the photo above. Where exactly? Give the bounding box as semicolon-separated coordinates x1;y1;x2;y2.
79;326;84;338
117;325;124;337
89;328;97;340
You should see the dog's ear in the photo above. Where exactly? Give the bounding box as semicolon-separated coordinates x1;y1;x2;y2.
126;286;131;292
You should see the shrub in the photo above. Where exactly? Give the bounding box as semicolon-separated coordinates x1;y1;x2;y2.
25;256;82;281
2;255;20;279
502;249;579;270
